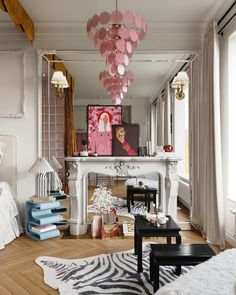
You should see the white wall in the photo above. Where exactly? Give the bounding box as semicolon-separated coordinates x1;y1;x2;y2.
0;47;38;209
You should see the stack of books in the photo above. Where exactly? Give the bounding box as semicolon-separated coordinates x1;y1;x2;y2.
30;192;68;203
30;196;55;202
30;224;57;234
122;222;134;236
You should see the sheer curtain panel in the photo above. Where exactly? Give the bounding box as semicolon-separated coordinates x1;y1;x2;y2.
191;23;225;248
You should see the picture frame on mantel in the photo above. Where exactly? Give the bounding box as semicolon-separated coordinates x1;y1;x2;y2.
87;105;122;156
112;124;139;156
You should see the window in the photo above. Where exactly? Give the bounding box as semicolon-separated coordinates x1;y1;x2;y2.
173;87;189;180
227;32;236;200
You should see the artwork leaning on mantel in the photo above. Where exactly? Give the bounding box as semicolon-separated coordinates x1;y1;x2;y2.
87;105;122;156
112;124;139;156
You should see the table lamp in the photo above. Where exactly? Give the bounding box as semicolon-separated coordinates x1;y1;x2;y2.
29;157;54;197
48;156;63;193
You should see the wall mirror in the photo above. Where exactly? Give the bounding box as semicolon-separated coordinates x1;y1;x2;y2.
37;50;198;188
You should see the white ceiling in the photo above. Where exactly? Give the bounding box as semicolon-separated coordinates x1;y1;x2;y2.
0;0;229;102
14;0;226;23
49;52;188;101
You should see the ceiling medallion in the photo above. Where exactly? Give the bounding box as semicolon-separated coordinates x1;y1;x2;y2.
87;0;147;104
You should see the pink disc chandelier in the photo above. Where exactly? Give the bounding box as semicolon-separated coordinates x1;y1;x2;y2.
99;70;135;104
87;0;147;104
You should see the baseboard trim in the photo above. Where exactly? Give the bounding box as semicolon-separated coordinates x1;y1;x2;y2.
178;196;191;210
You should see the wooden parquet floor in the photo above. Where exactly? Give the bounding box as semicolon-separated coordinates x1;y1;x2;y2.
0;182;231;295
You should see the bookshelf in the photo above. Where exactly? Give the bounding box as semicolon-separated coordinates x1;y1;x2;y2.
25;194;67;240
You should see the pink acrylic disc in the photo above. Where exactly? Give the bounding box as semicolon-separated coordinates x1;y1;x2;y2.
111;10;123;24
107;52;116;64
99;11;110;24
122;85;128;93
98;28;107;40
115;52;125;64
91;14;99;27
117;64;125;75
94;31;99;46
110;64;117;76
130;29;138;42
139;29;145;41
116;39;125;52
123;54;129;66
86;19;92;33
109;40;117;51
142;20;147;33
126;41;132;53
100;42;107;54
135;15;143;28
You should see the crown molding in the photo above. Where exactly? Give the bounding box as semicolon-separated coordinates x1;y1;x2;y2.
0;20;208;37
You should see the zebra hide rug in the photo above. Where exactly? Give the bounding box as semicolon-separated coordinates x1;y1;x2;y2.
88;196;148;218
35;244;192;295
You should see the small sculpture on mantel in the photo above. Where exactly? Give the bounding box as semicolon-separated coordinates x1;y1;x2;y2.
80;139;88;157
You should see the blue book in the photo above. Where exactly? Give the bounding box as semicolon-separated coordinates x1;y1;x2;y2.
31;214;62;225
28;229;60;241
32;201;61;210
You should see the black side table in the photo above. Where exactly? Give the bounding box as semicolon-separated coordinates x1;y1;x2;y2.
127;185;157;212
150;244;216;292
134;215;181;272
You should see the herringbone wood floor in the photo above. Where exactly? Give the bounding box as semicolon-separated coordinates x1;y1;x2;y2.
0;182;231;295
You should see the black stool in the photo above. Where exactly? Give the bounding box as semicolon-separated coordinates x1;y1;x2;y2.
150;244;216;292
126;185;157;212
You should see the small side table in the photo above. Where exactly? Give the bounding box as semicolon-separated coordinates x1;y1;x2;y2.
134;215;181;273
150;244;216;292
127;185;157;212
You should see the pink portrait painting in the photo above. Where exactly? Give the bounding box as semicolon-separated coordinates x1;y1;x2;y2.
87;105;122;155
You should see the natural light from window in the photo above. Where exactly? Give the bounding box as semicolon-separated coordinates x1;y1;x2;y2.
174;87;189;180
228;32;236;200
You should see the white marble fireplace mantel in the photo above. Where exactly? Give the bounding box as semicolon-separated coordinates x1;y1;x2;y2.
65;155;181;236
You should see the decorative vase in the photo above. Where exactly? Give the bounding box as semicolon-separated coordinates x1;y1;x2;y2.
91;215;102;238
163;145;173;152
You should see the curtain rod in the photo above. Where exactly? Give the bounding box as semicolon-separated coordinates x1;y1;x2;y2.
152;59;190;106
217;0;236;26
217;1;236;35
218;12;236;35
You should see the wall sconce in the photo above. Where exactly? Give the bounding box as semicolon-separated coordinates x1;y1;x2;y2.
171;71;189;100
51;71;69;99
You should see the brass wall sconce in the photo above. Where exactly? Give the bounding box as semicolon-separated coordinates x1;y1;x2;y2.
171;71;189;100
51;71;69;99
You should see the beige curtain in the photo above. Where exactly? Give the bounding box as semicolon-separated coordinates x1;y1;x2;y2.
190;23;225;248
164;82;171;145
64;85;77;157
157;95;165;146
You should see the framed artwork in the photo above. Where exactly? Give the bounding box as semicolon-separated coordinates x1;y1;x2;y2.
87;105;122;156
112;124;139;156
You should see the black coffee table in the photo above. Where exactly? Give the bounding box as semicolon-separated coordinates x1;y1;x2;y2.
150;244;216;292
134;215;181;272
127;185;157;213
